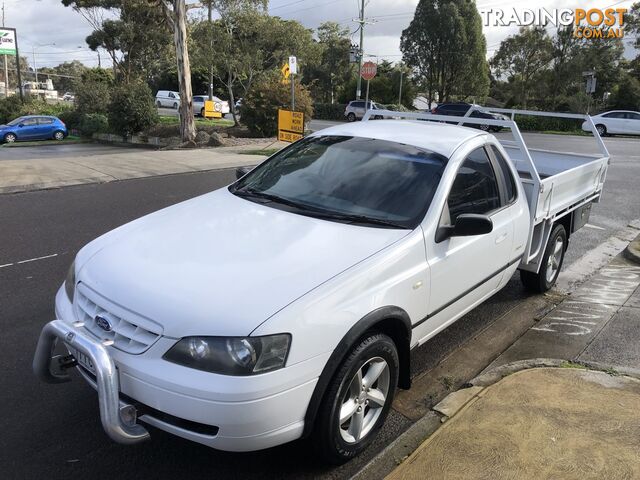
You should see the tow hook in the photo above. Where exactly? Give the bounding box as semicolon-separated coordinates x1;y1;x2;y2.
57;355;78;370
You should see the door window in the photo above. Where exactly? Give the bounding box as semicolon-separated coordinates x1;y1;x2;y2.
21;118;38;126
603;112;625;119
447;148;501;221
37;117;54;125
490;146;517;204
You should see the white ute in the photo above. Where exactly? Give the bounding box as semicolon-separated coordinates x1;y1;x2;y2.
34;108;609;463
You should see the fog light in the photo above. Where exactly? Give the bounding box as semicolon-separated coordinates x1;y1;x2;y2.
120;405;138;426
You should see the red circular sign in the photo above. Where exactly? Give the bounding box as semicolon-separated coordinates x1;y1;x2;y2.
361;61;377;81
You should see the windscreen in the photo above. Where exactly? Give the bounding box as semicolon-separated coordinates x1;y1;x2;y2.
231;135;448;229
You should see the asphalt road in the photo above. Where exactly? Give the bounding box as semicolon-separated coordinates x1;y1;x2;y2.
1;132;638;479
0;143;144;161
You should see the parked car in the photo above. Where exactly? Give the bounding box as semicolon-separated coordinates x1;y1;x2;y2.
0;115;67;143
345;100;383;122
62;92;75;102
582;110;640;136
432;102;508;132
156;90;180;109
192;95;230;117
34;109;609;464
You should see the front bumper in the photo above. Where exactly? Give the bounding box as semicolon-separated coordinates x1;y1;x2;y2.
32;319;150;444
33;285;327;451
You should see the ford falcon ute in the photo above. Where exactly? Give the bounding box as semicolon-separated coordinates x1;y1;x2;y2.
34;107;610;464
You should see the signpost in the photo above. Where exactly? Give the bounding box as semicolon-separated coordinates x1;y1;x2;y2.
278;109;304;143
289;56;297;111
361;61;377;111
203;99;222;119
0;27;22;101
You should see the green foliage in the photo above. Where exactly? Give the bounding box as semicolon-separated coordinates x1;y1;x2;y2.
609;74;640;110
0;96;73;124
313;103;346;120
58;110;83;130
38;60;88;93
0;95;24;124
401;0;489;104
338;62;417;107
75;68;113;115
514;115;582;133
107;81;158;136
242;72;313;136
79;113;109;137
304;22;354;103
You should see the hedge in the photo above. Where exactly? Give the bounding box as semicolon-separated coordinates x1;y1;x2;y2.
513;115;583;133
313;103;346;120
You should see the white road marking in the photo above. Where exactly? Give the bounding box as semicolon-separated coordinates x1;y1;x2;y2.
584;223;605;230
0;253;58;269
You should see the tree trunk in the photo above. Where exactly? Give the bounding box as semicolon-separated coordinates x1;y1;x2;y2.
173;0;196;142
227;71;239;127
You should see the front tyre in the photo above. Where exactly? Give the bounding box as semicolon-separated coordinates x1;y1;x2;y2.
3;132;16;143
347;112;356;122
595;124;607;137
520;224;567;293
312;333;399;464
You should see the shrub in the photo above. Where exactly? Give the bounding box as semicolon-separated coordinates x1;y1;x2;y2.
0;95;24;123
76;69;113;116
242;71;313;137
107;82;158;136
514;115;582;133
313;103;346;120
58;110;83;130
79;113;109;137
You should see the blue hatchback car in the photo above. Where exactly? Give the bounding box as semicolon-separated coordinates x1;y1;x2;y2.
0;115;68;143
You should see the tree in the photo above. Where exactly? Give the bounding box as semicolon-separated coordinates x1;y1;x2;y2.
491;27;553;108
305;22;353;104
609;73;640;110
190;8;318;125
63;0;173;84
401;0;489;106
38;60;88;93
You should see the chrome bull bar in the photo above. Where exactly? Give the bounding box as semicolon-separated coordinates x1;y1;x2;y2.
32;319;150;444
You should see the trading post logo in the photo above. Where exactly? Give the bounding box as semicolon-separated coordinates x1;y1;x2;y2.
480;8;627;39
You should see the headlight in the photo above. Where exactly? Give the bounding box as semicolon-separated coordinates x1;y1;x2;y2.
163;334;291;375
64;260;75;303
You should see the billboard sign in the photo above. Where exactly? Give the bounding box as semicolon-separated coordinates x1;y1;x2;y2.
0;29;17;55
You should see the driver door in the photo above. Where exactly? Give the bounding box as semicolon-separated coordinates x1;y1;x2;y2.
418;146;514;339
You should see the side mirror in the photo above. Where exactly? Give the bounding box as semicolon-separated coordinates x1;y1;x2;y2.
235;165;253;179
18;123;24;127
435;213;493;243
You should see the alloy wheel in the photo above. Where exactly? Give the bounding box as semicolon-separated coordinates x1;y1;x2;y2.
338;356;390;443
546;236;564;283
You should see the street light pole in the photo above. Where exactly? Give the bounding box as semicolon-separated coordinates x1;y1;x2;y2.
355;0;365;100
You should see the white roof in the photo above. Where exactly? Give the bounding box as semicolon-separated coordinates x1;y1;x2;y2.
310;120;483;158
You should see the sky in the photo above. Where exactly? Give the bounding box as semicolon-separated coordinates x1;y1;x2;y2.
2;0;637;70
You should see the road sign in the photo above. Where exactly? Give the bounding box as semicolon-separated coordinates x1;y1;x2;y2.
278;109;304;143
0;28;17;55
289;56;297;75
361;61;377;81
281;62;290;81
203;100;222;119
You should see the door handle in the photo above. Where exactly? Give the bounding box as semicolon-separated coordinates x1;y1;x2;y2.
495;232;508;244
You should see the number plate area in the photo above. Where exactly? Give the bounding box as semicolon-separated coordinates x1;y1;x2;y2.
65;344;96;375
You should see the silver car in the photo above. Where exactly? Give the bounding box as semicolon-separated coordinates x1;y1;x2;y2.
193;95;230;117
344;100;383;122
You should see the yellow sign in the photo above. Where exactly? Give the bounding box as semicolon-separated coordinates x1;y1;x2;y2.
281;63;290;79
203;100;222;119
278;109;304;143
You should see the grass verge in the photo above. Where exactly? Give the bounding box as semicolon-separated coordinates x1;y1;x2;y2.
1;134;87;147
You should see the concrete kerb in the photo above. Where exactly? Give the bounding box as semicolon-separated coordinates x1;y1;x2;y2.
623;233;640;265
351;358;640;480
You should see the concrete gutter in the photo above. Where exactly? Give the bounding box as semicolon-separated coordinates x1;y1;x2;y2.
623;233;640;265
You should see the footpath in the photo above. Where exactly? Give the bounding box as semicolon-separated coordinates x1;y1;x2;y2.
0;142;282;194
358;237;640;480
